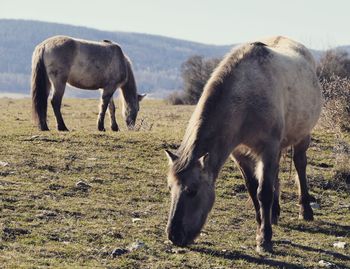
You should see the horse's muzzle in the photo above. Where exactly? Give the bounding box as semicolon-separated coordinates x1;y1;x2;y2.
126;120;135;130
167;225;195;247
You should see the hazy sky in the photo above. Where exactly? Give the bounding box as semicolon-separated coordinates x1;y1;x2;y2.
1;0;349;49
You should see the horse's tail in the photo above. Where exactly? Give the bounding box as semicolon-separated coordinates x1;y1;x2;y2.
31;44;49;131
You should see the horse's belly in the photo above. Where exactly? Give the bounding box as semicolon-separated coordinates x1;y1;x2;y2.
282;93;321;147
67;66;108;89
67;77;102;90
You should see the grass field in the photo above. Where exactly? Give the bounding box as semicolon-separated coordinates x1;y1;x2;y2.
0;98;349;268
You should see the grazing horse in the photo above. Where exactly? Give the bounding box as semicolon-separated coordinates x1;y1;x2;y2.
165;36;322;253
31;36;145;131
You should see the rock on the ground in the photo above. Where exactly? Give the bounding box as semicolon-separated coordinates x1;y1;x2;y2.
310;202;320;209
0;161;9;167
132;218;142;223
318;260;336;268
75;181;91;190
333;241;347;249
128;240;146;251
111;248;128;258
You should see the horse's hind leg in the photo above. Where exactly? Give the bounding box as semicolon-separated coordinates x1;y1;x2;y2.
293;135;314;221
108;98;119;131
51;81;69;131
98;88;116;131
271;151;282;225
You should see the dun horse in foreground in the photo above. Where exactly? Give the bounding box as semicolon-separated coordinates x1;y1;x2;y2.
165;36;322;253
31;36;145;131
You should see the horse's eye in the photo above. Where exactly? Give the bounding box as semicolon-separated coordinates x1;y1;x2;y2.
185;187;197;197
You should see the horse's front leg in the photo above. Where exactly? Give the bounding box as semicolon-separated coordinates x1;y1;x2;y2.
232;152;261;226
98;88;115;131
108;98;119;131
256;143;280;253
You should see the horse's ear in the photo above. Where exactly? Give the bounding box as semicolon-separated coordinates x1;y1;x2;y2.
199;153;209;170
138;94;146;102
165;150;178;165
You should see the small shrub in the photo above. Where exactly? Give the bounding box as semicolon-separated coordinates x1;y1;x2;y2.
331;139;350;192
320;75;350;132
167;55;221;105
317;49;350;81
166;91;185;105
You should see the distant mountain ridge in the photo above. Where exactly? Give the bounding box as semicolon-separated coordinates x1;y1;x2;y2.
0;19;349;98
0;19;232;98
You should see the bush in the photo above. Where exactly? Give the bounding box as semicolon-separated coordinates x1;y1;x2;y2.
319;74;350;192
317;49;350;81
166;91;185;105
167;55;221;105
320;75;350;132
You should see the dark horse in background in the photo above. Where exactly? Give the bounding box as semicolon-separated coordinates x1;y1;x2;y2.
165;36;322;253
31;36;145;131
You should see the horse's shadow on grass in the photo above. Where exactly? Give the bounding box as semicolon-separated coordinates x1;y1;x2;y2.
275;240;350;261
191;239;350;269
281;220;350;237
190;246;304;269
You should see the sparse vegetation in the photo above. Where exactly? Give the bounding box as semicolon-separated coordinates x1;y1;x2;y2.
0;98;349;268
167;55;221;105
317;50;350;191
320;75;350;132
317;49;350;81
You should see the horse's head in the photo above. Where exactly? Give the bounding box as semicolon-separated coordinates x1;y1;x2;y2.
165;150;215;247
122;93;146;129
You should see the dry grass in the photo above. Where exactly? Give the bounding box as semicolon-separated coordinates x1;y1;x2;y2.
0;98;349;268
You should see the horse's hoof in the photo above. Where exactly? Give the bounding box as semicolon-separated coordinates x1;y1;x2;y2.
256;242;273;254
299;205;314;221
39;124;49;131
256;244;273;254
98;128;106;132
111;125;119;132
58;127;69;132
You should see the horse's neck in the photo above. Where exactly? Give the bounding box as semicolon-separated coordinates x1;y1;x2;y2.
121;61;137;103
180;86;239;177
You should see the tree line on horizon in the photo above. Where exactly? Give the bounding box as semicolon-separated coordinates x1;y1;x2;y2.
168;49;350;106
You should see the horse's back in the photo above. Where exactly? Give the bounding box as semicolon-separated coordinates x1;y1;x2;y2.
69;38;126;89
38;35;127;89
254;37;321;146
263;37;322;145
206;36;322;148
261;36;316;68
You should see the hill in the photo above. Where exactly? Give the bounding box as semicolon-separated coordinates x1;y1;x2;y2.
0;19;232;98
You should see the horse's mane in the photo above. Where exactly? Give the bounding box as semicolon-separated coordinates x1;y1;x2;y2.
173;42;270;173
122;56;137;95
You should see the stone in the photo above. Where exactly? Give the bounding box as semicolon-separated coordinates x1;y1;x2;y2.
128;240;146;251
111;248;128;258
333;241;346;249
0;161;9;167
310;202;320;209
318;260;335;268
75;181;91;190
